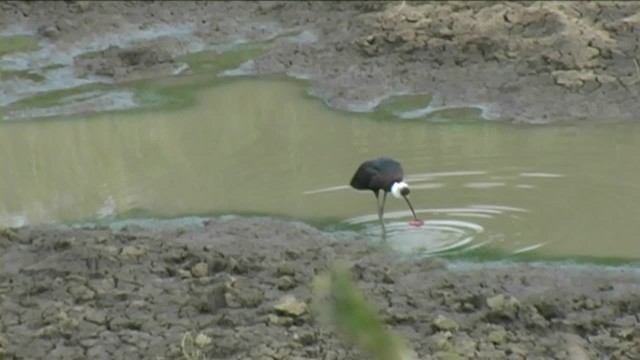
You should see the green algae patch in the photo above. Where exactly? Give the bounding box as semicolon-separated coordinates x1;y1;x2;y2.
175;45;265;75
1;69;46;83
0;35;39;55
5;83;110;111
376;94;433;115
421;107;485;123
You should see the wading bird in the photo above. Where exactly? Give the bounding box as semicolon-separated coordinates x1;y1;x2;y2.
349;157;421;232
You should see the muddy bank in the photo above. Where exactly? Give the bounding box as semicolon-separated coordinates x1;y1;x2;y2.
1;1;640;123
1;218;639;359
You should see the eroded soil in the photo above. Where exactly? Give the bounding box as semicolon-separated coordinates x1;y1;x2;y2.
1;1;640;123
1;219;639;360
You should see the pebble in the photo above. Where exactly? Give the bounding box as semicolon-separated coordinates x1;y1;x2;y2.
488;327;508;344
486;294;520;320
277;262;295;276
433;315;459;331
194;332;212;348
120;246;146;257
276;275;296;290
191;262;208;277
274;296;307;317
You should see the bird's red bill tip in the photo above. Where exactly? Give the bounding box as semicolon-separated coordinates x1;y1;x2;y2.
409;219;424;227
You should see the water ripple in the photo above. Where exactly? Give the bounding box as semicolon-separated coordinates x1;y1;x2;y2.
301;166;566;257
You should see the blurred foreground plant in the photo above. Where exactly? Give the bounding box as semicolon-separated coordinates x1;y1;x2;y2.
312;262;415;360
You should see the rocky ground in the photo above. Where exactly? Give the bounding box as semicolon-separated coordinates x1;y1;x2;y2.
1;1;640;359
1;219;639;360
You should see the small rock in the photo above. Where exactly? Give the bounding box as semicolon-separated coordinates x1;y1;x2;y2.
36;325;60;338
433;315;459;331
277;262;295;276
567;344;589;360
267;314;294;327
617;328;634;340
274;295;307;317
382;269;395;284
404;12;422;23
430;331;452;351
120;245;146;257
276;276;296;290
227;257;247;274
0;228;18;240
52;237;75;250
249;344;276;358
477;341;495;352
177;269;192;278
487;327;508;344
476;350;506;359
386;308;415;323
224;292;242;308
191;262;208;277
583;298;600;310
239;289;264;308
552;70;596;89
37;24;60;39
521;305;548;328
434;351;463;360
453;337;477;355
486;294;520;320
207;253;227;273
76;1;91;12
284;249;301;260
507;344;528;357
293;331;316;345
68;284;96;302
83;309;106;325
598;283;614;291
534;301;565;320
587;334;620;350
194;333;212;348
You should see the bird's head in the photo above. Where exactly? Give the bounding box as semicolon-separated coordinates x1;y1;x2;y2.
391;181;410;199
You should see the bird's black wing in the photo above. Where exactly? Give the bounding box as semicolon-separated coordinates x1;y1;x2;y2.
350;161;380;190
350;157;404;191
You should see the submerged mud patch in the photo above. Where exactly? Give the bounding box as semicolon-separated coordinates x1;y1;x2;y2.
1;219;639;359
2;1;640;123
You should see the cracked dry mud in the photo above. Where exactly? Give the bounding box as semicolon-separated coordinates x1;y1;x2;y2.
1;219;640;360
2;1;640;123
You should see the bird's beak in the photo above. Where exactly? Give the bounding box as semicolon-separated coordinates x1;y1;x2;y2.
402;194;418;220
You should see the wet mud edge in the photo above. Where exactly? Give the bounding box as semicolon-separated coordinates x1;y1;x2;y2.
2;1;640;123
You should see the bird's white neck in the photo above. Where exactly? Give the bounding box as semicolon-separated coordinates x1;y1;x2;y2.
391;181;409;199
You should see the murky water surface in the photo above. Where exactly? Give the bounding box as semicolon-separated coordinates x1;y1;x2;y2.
2;77;639;260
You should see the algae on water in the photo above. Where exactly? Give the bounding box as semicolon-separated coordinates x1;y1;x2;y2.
0;35;39;55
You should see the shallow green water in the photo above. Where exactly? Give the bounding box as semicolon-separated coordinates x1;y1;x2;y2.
2;76;640;261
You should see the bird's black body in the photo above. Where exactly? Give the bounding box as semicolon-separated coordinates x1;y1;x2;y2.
350;157;404;193
350;156;418;232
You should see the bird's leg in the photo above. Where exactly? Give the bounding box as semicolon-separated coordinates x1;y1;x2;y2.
374;190;386;233
379;191;388;232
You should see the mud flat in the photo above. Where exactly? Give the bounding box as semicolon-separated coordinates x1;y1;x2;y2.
0;219;639;359
2;1;640;123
